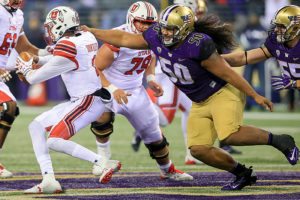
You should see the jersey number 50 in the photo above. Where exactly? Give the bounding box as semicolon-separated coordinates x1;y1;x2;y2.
159;57;194;85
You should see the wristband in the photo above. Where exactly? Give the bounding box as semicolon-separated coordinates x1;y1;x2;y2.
146;74;155;83
106;84;118;94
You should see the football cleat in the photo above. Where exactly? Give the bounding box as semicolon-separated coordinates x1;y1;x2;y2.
99;168;114;184
280;135;299;165
185;155;202;165
284;146;299;165
0;164;13;178
93;160;121;175
24;179;63;194
160;163;193;181
221;167;257;191
220;145;242;155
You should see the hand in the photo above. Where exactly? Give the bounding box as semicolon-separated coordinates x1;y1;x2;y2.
45;45;54;54
0;69;12;82
253;94;273;112
15;56;33;76
271;74;296;91
80;25;91;32
148;81;164;97
113;89;131;104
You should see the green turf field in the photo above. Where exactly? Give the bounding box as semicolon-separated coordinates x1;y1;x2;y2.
0;105;299;199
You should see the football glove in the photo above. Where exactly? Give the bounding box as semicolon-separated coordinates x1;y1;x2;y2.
0;69;12;82
271;74;296;91
15;56;33;77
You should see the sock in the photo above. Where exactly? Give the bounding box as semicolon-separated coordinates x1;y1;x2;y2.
29;121;54;175
159;160;172;173
42;173;56;182
230;163;248;176
47;137;102;164
268;132;295;152
96;140;111;160
267;132;273;145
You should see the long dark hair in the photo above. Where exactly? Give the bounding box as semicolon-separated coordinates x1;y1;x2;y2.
195;15;238;53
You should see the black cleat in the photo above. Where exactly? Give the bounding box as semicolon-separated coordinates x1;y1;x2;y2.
221;145;242;155
280;135;299;165
221;167;257;191
131;135;142;152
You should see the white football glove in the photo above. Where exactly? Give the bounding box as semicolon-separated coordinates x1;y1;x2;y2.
15;56;33;76
38;45;54;56
0;69;12;82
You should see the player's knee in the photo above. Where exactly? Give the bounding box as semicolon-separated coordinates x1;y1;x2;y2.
145;135;169;159
46;137;61;150
91;112;115;138
190;145;211;159
0;101;19;131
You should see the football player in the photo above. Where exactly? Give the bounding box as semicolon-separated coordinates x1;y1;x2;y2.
0;0;52;178
222;5;300;91
90;1;193;181
82;4;299;191
16;6;119;193
131;0;241;165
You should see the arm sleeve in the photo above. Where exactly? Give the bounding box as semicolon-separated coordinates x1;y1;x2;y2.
37;55;53;65
53;39;79;69
25;56;76;84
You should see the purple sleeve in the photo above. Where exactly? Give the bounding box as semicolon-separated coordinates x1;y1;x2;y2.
198;36;216;61
142;23;159;49
264;34;276;57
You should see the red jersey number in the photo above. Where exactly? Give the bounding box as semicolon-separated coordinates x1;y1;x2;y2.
0;33;17;56
124;54;152;75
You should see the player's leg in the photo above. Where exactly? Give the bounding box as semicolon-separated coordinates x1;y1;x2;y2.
214;85;298;166
91;111;121;172
188;85;256;190
25;102;69;194
46;96;115;183
0;86;19;178
178;91;202;165
125;87;193;181
0;100;18;178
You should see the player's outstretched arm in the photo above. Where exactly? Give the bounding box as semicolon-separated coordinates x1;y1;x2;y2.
81;25;149;50
202;51;273;112
222;47;271;67
15;34;39;55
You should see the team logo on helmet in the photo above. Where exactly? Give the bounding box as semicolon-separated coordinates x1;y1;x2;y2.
181;14;193;23
130;4;140;13
50;9;64;23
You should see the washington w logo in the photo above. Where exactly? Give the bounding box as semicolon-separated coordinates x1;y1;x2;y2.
181;14;192;23
288;15;300;24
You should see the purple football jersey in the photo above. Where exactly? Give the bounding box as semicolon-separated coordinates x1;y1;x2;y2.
143;23;226;103
264;33;300;80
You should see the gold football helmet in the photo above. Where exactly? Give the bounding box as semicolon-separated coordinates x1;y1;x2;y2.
159;5;195;46
272;5;300;43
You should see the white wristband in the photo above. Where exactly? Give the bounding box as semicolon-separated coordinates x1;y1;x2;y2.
105;84;118;94
146;74;155;83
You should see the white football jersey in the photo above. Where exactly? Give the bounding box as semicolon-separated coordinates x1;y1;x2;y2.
0;6;24;69
53;31;100;100
103;24;152;90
